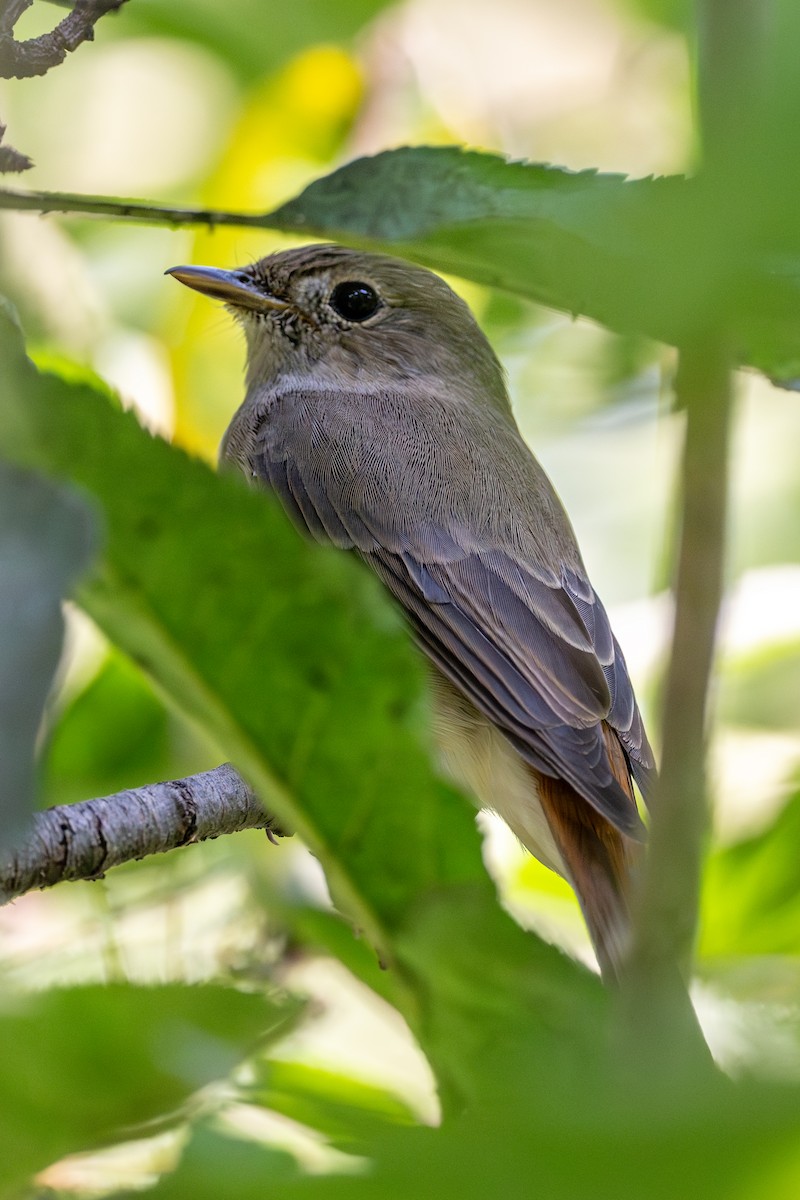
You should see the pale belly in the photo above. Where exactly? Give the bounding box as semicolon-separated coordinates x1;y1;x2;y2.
429;671;567;879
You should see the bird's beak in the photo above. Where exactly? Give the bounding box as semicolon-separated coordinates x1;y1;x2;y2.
165;265;289;312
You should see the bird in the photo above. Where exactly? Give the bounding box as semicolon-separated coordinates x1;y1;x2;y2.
167;244;656;980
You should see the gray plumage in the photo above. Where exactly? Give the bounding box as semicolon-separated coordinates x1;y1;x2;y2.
168;244;657;978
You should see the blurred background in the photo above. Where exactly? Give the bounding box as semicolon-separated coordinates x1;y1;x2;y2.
1;0;800;1184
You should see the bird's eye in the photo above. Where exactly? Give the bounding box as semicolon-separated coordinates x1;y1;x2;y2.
329;281;381;322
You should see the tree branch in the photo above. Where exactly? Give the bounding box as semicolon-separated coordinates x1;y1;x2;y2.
0;763;290;905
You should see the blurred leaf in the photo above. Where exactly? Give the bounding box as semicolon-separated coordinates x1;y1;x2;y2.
0;454;95;846
0;983;297;1194
0;308;601;1103
599;331;662;394
266;146;800;385
333;1084;800;1200
29;348;122;405
719;640;800;732
702;782;800;957
148;1073;800;1200
120;0;392;84
619;0;692;32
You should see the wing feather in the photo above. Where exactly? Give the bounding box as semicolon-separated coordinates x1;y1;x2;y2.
247;390;656;834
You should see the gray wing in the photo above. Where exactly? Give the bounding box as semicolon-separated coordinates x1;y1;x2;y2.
366;547;653;837
245;392;655;837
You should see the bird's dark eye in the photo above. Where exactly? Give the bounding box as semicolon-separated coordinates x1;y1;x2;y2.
329;281;380;322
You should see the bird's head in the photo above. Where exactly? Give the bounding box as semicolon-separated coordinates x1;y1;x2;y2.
167;243;508;411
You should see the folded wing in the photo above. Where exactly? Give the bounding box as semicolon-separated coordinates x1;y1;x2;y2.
249;391;656;839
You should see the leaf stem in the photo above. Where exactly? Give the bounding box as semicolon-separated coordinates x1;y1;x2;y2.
628;338;733;978
618;0;756;1056
0;185;271;226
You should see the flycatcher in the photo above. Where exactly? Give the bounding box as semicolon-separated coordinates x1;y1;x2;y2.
168;244;656;979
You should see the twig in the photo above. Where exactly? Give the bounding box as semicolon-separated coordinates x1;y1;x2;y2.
0;763;290;905
0;0;129;173
0;123;32;172
0;0;129;78
0;1;33;38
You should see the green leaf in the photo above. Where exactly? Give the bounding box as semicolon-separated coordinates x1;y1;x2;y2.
269;149;681;321
394;886;605;1108
718;640;800;731
0;983;296;1193
326;1081;800;1200
0;458;96;846
266;146;800;385
145;1073;800;1200
618;0;692;31
0;309;476;944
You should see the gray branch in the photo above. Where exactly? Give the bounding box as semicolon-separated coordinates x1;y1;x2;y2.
0;763;290;905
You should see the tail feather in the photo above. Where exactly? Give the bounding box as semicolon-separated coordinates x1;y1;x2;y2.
431;670;644;979
535;724;643;981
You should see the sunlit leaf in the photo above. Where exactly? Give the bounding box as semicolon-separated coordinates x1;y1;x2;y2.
247;1060;418;1149
618;0;692;31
